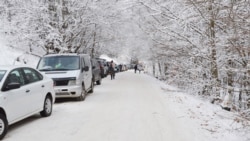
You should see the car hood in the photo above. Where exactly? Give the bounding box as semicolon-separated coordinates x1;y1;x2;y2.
40;70;80;79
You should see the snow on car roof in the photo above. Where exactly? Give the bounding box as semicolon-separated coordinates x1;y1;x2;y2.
0;65;35;70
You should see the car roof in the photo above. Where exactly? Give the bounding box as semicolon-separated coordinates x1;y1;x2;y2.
0;65;33;71
43;53;89;57
96;58;106;60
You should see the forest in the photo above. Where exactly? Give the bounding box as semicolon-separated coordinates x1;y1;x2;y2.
0;0;249;118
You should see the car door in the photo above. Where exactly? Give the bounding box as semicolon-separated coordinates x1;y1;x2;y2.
83;56;92;89
2;69;29;123
81;57;88;89
22;68;45;113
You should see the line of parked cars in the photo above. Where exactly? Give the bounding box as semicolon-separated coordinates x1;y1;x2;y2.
0;53;106;139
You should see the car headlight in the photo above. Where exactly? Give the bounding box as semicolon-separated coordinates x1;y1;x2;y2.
68;79;82;85
68;80;76;85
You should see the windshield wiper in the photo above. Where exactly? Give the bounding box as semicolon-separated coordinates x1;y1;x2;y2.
39;68;52;71
53;68;70;71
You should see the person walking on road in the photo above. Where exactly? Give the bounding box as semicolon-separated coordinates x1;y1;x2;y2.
134;64;138;73
109;60;115;80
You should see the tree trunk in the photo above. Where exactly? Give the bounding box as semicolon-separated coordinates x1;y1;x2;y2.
158;61;162;79
208;0;220;97
153;62;155;77
164;63;168;79
221;60;233;111
91;24;97;58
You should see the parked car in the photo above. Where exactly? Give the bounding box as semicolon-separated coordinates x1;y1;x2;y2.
91;58;102;85
0;65;55;140
95;58;108;78
37;53;94;101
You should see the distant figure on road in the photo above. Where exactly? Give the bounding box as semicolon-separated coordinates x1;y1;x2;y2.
109;60;115;80
134;64;138;73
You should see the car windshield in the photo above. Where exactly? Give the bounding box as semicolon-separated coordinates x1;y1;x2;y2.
37;56;80;71
0;70;7;82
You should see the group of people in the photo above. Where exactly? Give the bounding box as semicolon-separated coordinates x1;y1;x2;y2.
108;61;143;80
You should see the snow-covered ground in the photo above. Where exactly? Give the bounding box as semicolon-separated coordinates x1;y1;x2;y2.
1;37;250;141
159;81;250;141
0;36;40;67
1;70;249;141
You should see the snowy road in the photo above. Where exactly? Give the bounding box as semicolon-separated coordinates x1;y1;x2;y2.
3;70;247;141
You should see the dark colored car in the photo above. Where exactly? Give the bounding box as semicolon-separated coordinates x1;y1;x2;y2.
91;58;102;85
96;58;108;78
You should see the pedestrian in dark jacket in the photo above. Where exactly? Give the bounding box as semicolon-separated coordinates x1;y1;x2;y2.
109;60;115;80
134;64;137;73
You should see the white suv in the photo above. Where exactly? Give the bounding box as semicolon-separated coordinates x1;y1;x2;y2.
37;53;94;101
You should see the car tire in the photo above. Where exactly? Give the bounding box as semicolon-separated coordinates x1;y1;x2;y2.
0;113;8;140
77;85;86;101
88;81;94;93
40;96;53;117
96;79;101;85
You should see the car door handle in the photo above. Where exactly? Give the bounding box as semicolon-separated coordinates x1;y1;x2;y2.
41;85;45;88
26;90;30;93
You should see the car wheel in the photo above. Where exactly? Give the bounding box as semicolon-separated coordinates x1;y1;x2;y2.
88;81;94;93
77;85;86;101
40;96;53;117
0;114;8;140
96;79;101;85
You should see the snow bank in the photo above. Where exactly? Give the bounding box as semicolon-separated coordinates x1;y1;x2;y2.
0;36;22;65
0;35;39;67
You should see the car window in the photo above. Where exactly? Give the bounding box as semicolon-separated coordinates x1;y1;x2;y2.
0;70;6;82
23;68;42;84
65;56;80;70
37;56;80;71
6;69;25;86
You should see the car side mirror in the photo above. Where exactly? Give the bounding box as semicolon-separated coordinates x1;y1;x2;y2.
83;66;89;71
3;82;21;91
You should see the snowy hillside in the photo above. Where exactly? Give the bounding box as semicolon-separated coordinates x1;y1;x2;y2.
0;35;40;67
